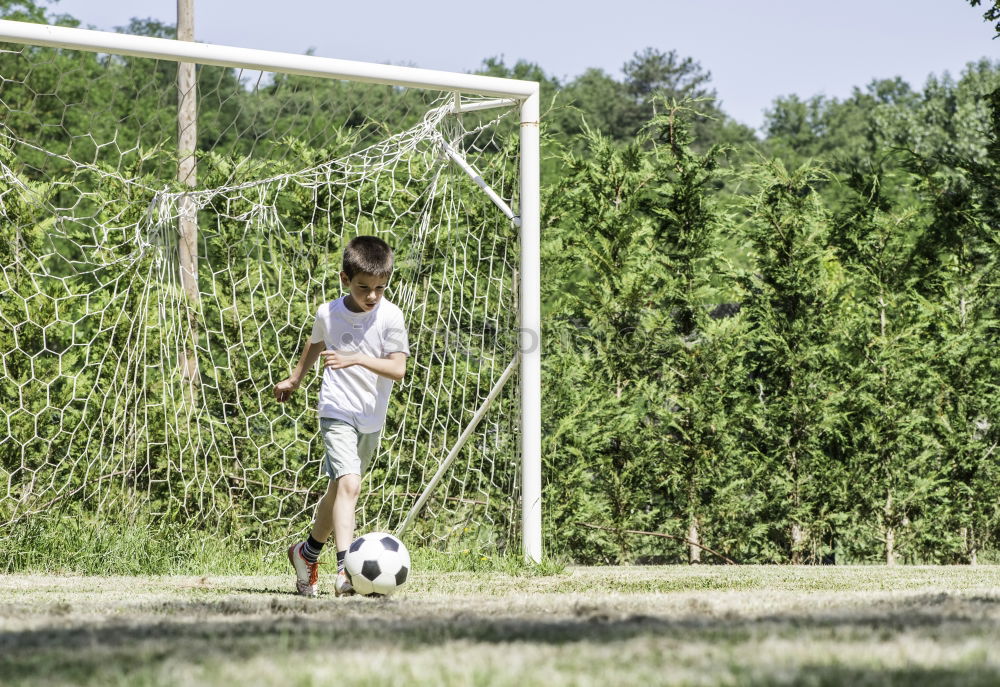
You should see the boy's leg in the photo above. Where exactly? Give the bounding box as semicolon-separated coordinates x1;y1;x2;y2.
296;419;378;596
288;420;350;597
330;473;361;596
320;419;365;596
331;473;361;552
288;480;339;598
307;475;360;557
289;487;330;597
323;421;378;552
310;479;339;543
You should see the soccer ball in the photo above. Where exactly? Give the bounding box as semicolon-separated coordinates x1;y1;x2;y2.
344;532;411;596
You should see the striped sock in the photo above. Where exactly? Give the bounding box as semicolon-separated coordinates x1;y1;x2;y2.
301;536;324;564
336;550;346;573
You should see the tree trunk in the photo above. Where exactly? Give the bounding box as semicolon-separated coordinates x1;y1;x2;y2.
790;522;804;564
884;492;896;566
962;526;978;566
687;518;701;564
790;447;803;564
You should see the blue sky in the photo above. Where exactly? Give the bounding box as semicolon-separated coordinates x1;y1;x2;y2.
46;0;998;132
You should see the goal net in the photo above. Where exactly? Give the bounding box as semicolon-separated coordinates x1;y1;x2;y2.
0;27;530;559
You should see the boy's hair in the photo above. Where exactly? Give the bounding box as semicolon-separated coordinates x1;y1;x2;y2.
342;235;394;279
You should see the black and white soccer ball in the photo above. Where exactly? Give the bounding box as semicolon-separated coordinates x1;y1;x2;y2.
344;532;411;596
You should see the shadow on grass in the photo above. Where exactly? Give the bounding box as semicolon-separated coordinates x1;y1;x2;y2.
741;667;1000;687
1;592;998;685
230;586;301;596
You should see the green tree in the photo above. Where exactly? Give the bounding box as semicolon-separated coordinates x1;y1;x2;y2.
831;163;949;564
0;0;49;22
912;150;1000;563
736;161;847;563
968;0;1000;35
542;102;741;564
552;49;756;154
542;126;669;562
639;101;746;564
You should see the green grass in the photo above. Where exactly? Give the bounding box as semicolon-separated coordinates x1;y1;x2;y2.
2;566;999;686
2;509;559;577
2;511;281;576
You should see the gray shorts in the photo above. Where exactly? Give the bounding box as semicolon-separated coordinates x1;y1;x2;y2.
319;417;381;480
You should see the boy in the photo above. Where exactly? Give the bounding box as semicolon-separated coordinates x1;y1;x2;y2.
274;235;409;597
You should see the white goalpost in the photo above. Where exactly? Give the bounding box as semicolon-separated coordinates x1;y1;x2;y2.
0;19;542;562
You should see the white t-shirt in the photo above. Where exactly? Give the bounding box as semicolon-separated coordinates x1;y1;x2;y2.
309;297;410;433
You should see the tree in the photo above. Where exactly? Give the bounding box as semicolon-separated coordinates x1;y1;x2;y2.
115;17;175;38
624;48;715;108
968;0;1000;36
910;143;1000;563
551;49;756;154
831;163;947;564
541;124;671;562
763;79;915;204
0;0;48;22
736;161;847;563
542;101;743;564
638;100;746;564
559;67;639;143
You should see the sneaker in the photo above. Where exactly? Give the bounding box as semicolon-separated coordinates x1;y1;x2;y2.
287;541;319;597
334;569;355;597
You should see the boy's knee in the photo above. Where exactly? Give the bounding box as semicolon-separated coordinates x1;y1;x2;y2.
336;473;361;500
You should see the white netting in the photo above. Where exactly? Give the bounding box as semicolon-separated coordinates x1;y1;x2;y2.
0;41;522;554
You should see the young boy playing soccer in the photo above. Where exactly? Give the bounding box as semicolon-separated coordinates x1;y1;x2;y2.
274;236;409;597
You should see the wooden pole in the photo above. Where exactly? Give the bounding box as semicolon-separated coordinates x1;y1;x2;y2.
177;0;199;386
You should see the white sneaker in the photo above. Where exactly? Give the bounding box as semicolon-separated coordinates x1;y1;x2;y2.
287;542;319;597
334;569;355;597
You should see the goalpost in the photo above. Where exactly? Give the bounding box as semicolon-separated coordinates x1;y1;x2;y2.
0;19;542;562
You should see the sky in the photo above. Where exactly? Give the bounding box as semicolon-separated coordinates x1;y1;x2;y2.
43;0;1000;132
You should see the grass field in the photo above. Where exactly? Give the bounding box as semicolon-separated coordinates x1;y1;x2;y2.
2;565;999;686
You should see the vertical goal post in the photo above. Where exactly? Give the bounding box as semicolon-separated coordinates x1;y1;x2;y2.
0;19;543;563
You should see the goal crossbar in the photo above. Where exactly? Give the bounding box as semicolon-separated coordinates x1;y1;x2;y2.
0;20;536;99
0;18;543;563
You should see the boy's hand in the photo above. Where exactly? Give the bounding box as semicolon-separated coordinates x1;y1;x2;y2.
322;349;362;370
274;377;299;403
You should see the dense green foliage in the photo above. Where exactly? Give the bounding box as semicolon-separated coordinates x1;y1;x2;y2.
537;56;1000;563
2;0;1000;567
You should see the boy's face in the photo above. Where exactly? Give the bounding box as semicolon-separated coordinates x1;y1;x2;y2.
340;271;389;313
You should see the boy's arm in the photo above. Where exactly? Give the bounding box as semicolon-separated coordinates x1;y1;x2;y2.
274;340;325;402
321;350;407;382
